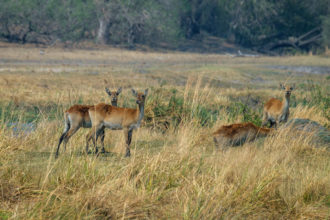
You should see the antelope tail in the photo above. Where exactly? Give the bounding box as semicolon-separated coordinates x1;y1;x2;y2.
56;113;71;158
63;112;71;133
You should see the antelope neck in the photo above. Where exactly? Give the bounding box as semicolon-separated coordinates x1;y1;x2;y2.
283;94;290;108
282;94;290;115
137;102;145;125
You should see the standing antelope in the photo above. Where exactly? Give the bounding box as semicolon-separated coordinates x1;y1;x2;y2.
55;87;122;158
86;88;148;157
262;83;294;128
213;122;272;150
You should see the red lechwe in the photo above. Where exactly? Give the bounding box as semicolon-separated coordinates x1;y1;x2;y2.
262;83;294;128
213;122;273;150
55;87;122;158
86;88;148;157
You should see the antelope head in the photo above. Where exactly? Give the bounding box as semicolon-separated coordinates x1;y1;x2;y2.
105;87;122;106
132;88;148;105
280;83;295;98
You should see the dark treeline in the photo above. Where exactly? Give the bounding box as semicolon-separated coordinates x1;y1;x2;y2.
0;0;329;53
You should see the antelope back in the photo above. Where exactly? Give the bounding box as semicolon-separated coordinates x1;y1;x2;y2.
213;123;254;137
66;105;93;124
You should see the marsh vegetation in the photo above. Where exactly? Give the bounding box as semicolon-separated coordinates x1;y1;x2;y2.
0;45;329;219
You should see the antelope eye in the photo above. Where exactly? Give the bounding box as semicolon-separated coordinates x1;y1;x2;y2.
142;95;145;98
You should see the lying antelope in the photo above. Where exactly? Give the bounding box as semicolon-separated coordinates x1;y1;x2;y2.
262;83;294;128
55;87;122;158
213;122;272;150
86;88;148;157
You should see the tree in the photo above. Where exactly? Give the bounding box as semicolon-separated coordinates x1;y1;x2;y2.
0;0;328;53
322;0;330;47
94;0;181;46
0;0;96;44
94;0;120;44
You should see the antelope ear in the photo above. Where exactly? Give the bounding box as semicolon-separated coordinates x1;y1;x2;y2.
117;87;122;95
144;88;149;96
131;89;138;97
105;87;112;96
279;83;285;90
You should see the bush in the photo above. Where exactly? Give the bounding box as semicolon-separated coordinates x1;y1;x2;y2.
322;15;330;47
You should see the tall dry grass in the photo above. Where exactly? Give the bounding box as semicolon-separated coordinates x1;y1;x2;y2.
0;46;329;219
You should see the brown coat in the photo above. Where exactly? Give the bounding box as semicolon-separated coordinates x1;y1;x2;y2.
55;88;121;158
88;103;141;130
85;89;148;157
262;84;294;128
213;122;272;150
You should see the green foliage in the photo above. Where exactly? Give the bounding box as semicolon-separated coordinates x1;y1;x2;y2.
309;85;330;120
322;15;330;47
51;0;96;41
145;88;185;130
102;0;183;45
0;211;12;220
0;0;328;50
225;0;278;46
324;195;330;207
0;101;38;124
144;88;264;132
0;0;96;43
299;81;330;120
276;0;326;36
0;101;61;125
295;81;330;122
226;102;262;126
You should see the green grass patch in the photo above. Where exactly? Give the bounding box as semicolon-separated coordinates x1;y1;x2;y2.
0;210;12;220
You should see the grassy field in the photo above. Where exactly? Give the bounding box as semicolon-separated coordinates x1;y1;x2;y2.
0;44;329;219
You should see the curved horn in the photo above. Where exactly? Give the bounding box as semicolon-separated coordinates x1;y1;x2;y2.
131;89;138;97
105;87;112;96
117;87;122;95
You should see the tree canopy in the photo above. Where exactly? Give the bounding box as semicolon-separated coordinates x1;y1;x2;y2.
0;0;329;53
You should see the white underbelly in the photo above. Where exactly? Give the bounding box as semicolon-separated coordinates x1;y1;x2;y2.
129;123;140;130
104;122;123;130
